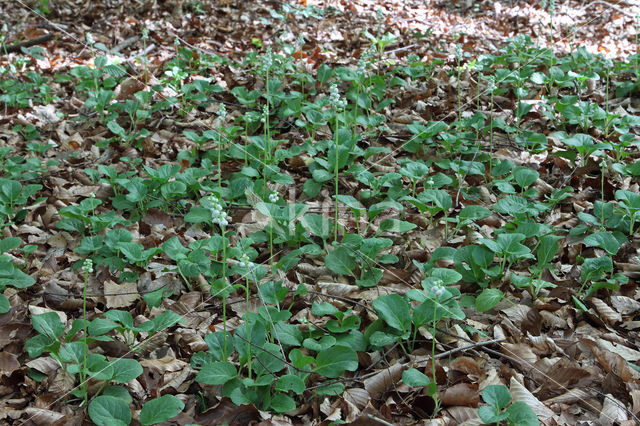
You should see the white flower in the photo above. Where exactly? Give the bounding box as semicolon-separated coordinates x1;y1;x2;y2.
238;254;253;270
431;279;445;299
262;47;273;73
217;103;227;119
86;33;95;46
209;197;230;227
82;258;94;273
329;84;347;110
269;193;278;203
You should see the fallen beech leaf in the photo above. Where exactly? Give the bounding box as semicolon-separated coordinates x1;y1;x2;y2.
440;383;479;407
104;280;139;308
363;363;405;400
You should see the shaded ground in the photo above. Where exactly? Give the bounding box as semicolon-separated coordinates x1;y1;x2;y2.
1;0;640;424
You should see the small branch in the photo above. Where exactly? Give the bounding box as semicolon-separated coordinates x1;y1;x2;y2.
1;33;54;54
415;337;506;363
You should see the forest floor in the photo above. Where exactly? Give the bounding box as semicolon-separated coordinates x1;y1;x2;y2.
2;0;640;424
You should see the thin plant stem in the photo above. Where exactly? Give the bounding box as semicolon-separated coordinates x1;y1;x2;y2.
334;114;340;242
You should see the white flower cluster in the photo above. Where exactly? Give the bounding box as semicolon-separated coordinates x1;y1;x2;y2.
260;104;268;123
268;192;278;203
357;49;373;74
431;279;445;299
238;254;253;270
261;48;273;73
329;84;347;110
86;33;95;46
217;103;227;120
82;258;94;273
209;198;230;227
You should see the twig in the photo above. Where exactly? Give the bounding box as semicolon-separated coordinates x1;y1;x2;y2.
419;337;505;362
111;36;139;54
367;414;395;426
0;33;54;54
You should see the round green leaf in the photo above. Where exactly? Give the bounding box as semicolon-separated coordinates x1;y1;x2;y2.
110;358;143;383
139;394;185;425
482;384;511;410
372;294;411;333
475;289;503;312
196;361;237;385
88;395;131;426
270;393;296;413
314;346;358;378
325;247;356;275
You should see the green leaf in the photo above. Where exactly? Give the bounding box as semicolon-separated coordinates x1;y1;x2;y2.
494;195;528;216
196;361;237;385
583;231;621;255
513;166;539;188
102;386;132;404
31;312;64;340
372;294;411;334
276;375;306;395
88;395;131;426
88;318;118;336
303;335;336;352
317;64;333;83
482;384;511;410
139;395;185;425
0;237;21;254
537;235;561;266
0;294;9;314
314;346;358;378
478;406;509;424
314;381;344;396
270;393;296;413
475;288;503;312
311;301;340;317
506;401;540;426
402;368;431;386
458;205;491;222
379;218;417;233
301;213;333;240
110;358;143;383
431;268;462;285
325;247;356;275
149;310;184;332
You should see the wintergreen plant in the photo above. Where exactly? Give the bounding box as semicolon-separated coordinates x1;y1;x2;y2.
479;384;538;425
329;83;347;240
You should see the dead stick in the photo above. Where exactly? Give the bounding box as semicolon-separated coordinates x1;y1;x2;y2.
1;33;54;54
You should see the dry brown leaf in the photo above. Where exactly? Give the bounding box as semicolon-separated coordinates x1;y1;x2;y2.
599;394;628;426
193;397;261;424
343;388;370;410
509;376;555;421
363;362;405;400
440;383;479;407
104;280;139;308
449;356;482;376
591;298;622;325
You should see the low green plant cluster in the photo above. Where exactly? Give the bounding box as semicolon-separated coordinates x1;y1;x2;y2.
2;3;639;424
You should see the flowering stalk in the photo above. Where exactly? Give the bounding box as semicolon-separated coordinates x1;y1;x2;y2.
268;192;278;274
239;253;253;378
261;48;273;165
209;197;231;356
81;258;94;405
329;84;346;241
430;279;444;412
217;103;227;193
